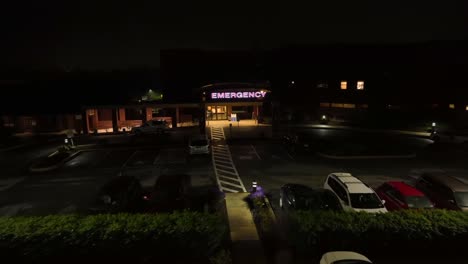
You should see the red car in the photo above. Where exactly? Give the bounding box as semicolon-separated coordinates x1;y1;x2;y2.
376;181;434;211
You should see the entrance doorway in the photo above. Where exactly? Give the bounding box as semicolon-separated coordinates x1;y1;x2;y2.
206;106;227;120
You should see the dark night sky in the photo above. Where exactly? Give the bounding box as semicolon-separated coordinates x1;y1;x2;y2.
1;1;467;70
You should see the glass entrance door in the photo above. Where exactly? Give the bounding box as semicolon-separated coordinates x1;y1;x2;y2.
206;106;227;120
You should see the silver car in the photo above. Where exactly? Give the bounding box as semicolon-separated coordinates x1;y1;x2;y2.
189;136;210;155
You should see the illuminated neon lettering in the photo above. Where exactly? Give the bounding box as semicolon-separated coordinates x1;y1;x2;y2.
210;90;267;99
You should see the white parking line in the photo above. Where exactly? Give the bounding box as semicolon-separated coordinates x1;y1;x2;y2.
250;145;261;160
121;150;137;169
0;177;25;192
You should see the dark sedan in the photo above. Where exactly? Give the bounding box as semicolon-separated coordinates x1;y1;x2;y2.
279;184;343;211
144;174;191;212
282;133;313;153
89;175;146;214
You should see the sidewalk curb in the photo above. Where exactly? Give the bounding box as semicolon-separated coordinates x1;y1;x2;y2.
29;150;82;173
317;152;417;160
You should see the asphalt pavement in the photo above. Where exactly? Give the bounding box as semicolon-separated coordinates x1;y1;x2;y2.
0;128;215;216
1;126;468;217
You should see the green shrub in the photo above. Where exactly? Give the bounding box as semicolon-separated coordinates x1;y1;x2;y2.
0;212;226;262
287;210;468;256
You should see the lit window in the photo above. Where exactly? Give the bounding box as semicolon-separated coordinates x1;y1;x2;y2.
331;103;344;108
320;102;330;108
340;81;347;90
343;104;356;109
449;104;455;109
357;81;364;90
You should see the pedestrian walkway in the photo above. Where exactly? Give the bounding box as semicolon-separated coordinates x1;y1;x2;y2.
225;193;265;264
210;127;246;193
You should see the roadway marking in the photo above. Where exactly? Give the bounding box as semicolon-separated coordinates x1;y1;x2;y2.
120;150;137;170
210;127;225;141
250;145;261;160
210;127;246;193
0;177;26;192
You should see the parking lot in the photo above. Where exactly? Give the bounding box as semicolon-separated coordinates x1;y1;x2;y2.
1;126;468;217
0;129;215;216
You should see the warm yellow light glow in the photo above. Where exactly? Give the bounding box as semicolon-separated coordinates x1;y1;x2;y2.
331;103;344;108
320;102;330;108
340;81;347;90
330;103;356;109
466;105;468;111
343;104;356;109
357;81;364;90
449;104;455;109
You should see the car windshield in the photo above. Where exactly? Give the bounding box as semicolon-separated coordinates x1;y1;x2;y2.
191;140;208;146
454;192;468;207
349;193;384;209
405;196;433;208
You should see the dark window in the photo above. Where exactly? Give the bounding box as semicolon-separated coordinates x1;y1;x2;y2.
385;188;405;204
97;109;112;121
125;108;143;120
328;177;349;205
350;193;385;209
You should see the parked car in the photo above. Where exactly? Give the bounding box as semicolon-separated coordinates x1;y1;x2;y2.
131;120;168;135
282;132;312;153
90;175;146;213
144;174;191;212
376;181;434;211
320;251;372;264
189;135;210;155
414;173;468;211
324;173;387;213
279;184;342;211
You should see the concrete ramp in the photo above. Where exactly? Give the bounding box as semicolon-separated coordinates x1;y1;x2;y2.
225;193;265;264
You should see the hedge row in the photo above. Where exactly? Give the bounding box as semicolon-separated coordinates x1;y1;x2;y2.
0;212;226;262
287;209;468;257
